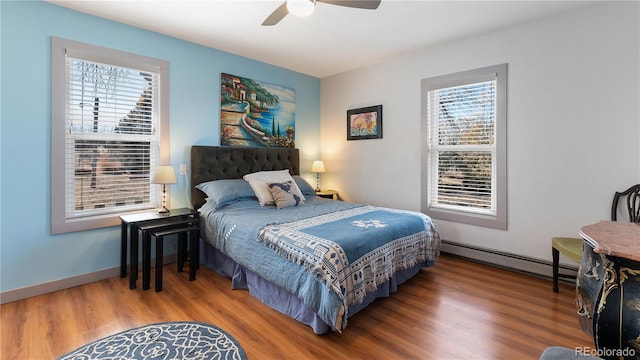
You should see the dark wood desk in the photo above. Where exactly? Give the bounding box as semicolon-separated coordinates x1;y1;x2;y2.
577;221;640;360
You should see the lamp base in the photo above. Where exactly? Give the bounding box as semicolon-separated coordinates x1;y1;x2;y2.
157;184;170;214
315;173;321;193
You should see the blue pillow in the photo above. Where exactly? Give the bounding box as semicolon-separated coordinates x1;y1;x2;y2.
195;179;256;209
293;176;317;196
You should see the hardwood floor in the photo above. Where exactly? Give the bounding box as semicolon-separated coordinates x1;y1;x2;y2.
1;255;592;359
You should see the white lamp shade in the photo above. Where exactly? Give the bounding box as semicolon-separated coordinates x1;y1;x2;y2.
287;0;315;17
310;160;325;173
151;165;177;184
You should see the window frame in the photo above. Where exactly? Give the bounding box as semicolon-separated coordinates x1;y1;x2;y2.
51;37;170;234
420;64;507;230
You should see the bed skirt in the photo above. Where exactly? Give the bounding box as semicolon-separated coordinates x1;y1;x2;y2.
199;238;430;334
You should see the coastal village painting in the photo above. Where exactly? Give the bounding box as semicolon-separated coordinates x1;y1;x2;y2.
220;73;296;148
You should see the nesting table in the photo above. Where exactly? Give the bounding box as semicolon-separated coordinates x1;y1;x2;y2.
120;208;200;291
316;190;339;200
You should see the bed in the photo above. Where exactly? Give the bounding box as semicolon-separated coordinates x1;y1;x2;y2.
191;145;440;334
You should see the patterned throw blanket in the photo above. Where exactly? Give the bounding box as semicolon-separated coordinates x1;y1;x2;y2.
257;205;440;311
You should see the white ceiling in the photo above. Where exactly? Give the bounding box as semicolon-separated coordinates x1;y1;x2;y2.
46;0;597;78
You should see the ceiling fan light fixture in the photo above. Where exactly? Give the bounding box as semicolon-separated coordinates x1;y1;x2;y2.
287;0;315;17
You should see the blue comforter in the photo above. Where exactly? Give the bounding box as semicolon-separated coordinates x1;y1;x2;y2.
199;197;440;331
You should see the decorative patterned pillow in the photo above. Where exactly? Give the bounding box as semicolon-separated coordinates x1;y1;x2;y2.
243;170;305;206
268;181;304;209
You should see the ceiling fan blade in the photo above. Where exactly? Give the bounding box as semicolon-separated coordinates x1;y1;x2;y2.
262;2;289;26
317;0;381;10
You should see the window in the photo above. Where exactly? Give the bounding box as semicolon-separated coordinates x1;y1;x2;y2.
421;64;507;230
51;37;169;234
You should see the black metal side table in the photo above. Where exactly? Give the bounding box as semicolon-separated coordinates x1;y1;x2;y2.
139;218;200;291
120;208;199;289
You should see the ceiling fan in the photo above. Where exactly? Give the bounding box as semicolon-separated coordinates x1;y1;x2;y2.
262;0;381;26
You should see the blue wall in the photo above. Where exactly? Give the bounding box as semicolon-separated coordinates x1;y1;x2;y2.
0;1;321;293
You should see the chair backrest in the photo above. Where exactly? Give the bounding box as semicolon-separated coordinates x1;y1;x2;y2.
611;184;640;222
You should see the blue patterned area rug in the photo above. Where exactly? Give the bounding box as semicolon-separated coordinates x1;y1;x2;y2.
57;321;247;360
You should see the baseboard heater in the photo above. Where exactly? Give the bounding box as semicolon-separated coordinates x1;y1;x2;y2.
440;239;578;281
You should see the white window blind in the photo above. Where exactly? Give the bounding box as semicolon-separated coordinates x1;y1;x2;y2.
421;64;507;229
64;55;160;219
427;79;497;215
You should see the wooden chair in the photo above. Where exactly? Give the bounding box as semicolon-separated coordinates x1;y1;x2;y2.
552;184;640;292
611;183;640;223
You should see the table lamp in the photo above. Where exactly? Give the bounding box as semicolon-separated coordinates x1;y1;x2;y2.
151;165;177;214
310;160;325;192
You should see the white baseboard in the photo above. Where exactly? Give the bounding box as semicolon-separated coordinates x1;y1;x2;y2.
0;254;177;304
440;239;578;279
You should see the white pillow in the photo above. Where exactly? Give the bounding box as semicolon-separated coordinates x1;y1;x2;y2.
243;170;306;206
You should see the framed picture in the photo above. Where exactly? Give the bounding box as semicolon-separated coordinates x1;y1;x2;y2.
347;105;382;140
220;73;296;148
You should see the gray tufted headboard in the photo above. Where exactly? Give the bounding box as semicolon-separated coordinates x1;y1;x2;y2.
191;146;300;210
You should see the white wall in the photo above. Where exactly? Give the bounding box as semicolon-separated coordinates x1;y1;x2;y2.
320;2;639;267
